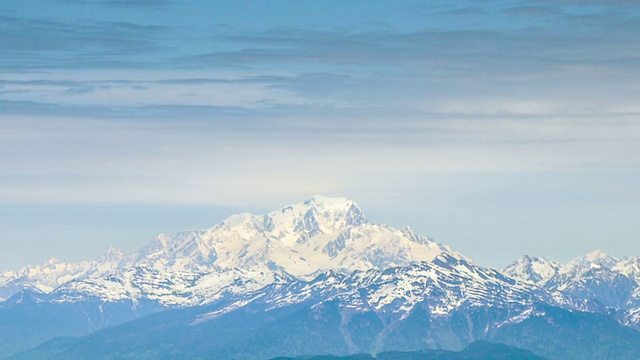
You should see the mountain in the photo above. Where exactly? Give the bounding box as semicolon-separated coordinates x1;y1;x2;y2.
0;248;130;302
1;195;462;307
501;255;560;287
4;196;640;360
27;196;460;307
570;250;620;269
503;250;640;329
11;256;640;360
0;196;461;358
0;290;161;360
136;195;457;277
614;257;640;283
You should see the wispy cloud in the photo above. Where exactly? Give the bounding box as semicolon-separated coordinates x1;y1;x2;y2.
0;15;169;70
503;6;563;17
1;0;640;208
1;0;640;269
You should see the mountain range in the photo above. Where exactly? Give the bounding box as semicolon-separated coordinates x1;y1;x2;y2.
2;196;640;359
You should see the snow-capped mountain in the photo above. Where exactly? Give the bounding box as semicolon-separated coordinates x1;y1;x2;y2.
17;253;640;360
0;247;131;302
569;249;620;269
3;196;460;306
614;257;640;283
185;253;561;357
192;253;553;325
504;250;632;289
503;250;640;328
1;197;637;318
4;197;640;360
135;195;457;277
502;255;560;287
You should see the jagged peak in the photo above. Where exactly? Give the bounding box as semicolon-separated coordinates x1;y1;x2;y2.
270;268;298;283
261;195;368;233
105;246;122;254
570;249;619;268
134;234;173;260
401;226;431;245
98;247;125;263
293;195;365;217
209;196;367;233
502;255;559;286
586;249;615;260
432;251;467;266
308;268;347;284
504;255;558;270
156;233;172;245
303;194;354;208
43;257;64;266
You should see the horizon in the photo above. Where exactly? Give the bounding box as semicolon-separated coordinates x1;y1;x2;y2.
0;194;628;272
2;0;640;271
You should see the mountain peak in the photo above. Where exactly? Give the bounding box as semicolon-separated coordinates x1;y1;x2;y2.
584;249;612;259
1;196;458;305
303;194;353;207
268;195;368;235
98;247;125;263
502;255;559;286
44;257;63;266
570;250;618;268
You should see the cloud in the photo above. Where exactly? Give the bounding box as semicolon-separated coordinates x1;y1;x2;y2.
0;15;169;70
503;6;563;17
2;1;640;271
5;32;639;124
2;0;640;209
1;109;638;209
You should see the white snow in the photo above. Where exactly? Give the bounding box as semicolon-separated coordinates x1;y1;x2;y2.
5;196;640;334
1;196;461;307
502;255;559;286
568;249;619;269
0;249;130;300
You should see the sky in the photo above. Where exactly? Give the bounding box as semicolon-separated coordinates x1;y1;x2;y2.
1;0;639;271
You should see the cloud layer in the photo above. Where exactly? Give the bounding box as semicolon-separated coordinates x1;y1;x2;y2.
1;0;639;268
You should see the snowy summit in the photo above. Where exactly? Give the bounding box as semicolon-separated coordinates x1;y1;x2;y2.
0;196;460;306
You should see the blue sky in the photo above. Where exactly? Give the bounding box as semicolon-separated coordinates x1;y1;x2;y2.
1;0;639;270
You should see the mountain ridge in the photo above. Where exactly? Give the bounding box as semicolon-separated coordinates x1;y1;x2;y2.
1;196;459;307
503;250;640;329
3;196;640;360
